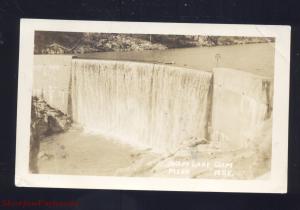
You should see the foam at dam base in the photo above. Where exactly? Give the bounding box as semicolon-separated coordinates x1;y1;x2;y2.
70;59;213;152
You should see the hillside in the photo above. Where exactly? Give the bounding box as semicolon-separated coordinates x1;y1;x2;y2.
34;31;274;54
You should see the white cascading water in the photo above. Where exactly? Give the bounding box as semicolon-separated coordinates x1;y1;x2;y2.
71;59;212;152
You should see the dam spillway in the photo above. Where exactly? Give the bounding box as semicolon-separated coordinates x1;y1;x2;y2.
70;59;212;152
32;55;273;153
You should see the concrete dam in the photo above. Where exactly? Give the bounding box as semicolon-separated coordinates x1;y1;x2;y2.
33;55;273;153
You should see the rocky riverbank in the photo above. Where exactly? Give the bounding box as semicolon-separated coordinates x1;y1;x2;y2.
29;97;72;173
34;32;274;55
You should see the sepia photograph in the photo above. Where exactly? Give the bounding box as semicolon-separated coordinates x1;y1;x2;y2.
15;19;290;193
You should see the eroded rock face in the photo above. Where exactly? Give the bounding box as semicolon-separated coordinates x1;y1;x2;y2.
29;96;72;173
32;97;72;136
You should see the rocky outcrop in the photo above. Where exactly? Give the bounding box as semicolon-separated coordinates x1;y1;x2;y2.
31;96;72;136
29;97;72;173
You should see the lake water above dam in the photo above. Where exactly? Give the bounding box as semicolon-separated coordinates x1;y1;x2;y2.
79;43;275;77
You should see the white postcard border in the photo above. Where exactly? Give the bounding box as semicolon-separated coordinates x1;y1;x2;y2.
15;19;291;193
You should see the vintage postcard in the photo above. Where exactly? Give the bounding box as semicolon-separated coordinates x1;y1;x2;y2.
15;19;290;193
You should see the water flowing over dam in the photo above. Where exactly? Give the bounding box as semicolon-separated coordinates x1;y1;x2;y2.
70;59;212;152
33;54;273;154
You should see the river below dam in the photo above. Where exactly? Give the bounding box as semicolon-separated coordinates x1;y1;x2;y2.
38;118;271;179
